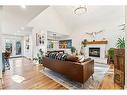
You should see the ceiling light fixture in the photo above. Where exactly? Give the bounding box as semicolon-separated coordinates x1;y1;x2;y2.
74;5;87;15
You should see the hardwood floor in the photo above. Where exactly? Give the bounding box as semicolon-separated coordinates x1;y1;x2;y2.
0;58;121;89
1;58;66;89
98;64;122;89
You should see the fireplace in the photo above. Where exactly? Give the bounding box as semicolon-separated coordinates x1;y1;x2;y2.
89;47;100;57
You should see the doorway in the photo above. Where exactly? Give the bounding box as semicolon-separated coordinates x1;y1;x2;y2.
5;39;22;57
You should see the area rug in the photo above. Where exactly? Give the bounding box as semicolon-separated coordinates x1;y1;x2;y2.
40;63;109;89
11;75;25;83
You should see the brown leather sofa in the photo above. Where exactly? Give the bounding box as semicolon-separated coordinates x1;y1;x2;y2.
43;57;94;84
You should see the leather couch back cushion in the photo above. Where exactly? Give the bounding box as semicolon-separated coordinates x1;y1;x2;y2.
66;55;78;62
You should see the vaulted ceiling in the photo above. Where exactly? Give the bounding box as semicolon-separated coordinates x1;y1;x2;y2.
2;6;48;36
52;6;125;31
1;6;125;37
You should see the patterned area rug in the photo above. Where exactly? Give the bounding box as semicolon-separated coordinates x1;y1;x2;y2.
40;63;109;89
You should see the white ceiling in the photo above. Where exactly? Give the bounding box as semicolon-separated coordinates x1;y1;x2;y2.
1;6;125;36
2;6;48;36
52;6;125;30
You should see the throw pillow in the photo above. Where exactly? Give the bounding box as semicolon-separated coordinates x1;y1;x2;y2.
56;53;63;60
61;53;68;61
78;55;91;63
78;55;85;63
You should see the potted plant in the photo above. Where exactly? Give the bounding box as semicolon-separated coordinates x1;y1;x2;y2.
33;49;44;64
116;37;125;49
116;24;125;49
113;24;125;88
115;25;125;63
107;48;114;64
70;46;76;54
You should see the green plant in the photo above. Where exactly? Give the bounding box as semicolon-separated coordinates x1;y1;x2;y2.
71;46;76;53
33;49;44;64
116;24;125;49
108;48;114;61
116;37;125;48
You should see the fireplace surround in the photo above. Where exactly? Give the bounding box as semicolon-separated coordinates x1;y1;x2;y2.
85;44;107;63
89;47;100;57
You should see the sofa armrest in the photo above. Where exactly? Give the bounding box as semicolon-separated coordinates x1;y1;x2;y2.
82;59;94;82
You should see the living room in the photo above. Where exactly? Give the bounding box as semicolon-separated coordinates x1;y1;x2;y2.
0;5;126;90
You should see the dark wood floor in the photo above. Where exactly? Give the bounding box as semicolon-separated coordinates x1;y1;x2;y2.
0;58;121;89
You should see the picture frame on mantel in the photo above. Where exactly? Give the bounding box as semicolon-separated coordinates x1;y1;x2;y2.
36;33;45;46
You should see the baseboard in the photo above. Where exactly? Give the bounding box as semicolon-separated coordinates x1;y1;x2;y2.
10;56;24;58
23;56;32;60
9;56;32;60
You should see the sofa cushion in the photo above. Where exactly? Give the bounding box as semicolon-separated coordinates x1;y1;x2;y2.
66;55;78;62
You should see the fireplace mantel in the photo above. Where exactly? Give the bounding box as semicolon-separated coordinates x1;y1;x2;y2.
82;41;108;45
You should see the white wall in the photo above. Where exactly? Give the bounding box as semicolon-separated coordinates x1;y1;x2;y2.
125;6;127;89
28;7;70;58
70;7;125;53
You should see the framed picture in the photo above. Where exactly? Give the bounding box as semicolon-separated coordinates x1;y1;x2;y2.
59;39;72;49
25;37;30;50
36;33;45;46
